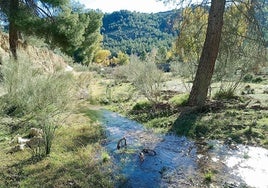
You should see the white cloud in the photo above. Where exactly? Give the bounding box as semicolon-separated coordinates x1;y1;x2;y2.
78;0;174;13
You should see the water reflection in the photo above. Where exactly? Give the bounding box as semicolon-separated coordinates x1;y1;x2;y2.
100;110;268;188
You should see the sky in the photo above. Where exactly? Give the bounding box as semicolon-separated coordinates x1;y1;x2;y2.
78;0;175;13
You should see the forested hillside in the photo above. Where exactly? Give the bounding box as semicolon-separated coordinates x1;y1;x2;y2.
101;10;179;55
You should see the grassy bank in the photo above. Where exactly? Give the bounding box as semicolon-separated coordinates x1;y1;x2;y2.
93;71;268;149
0;105;114;187
0;55;114;187
173;102;268;148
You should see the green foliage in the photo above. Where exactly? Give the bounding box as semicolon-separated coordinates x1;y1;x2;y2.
214;2;267;91
132;100;153;111
243;74;254;82
102;10;178;56
173;112;200;137
0;55;73;118
169;94;189;106
73;10;103;64
175;7;208;64
0;114;113;187
93;49;111;65
0;0;102;64
101;151;111;163
146;116;174;130
213;89;237;100
130;101;177;128
42;7;102;64
243;74;264;83
0;54;74;156
114;51;164;103
204;170;213;182
169;61;193;82
82;109;102;123
42;120;57;155
121;54;165;103
112;51;130;65
170;3;267;98
252;77;263;83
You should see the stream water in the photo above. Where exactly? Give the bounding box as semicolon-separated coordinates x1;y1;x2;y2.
99;110;268;188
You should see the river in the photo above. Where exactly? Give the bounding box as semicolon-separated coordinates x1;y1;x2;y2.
99;110;268;188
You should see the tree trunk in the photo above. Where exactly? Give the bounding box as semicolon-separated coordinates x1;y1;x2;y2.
188;0;226;107
9;0;19;59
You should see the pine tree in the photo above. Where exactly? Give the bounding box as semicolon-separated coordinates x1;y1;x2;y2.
0;0;102;64
0;0;68;58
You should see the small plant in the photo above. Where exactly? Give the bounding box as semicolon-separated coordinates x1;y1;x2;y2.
101;151;111;163
213;88;237;100
42;121;57;156
204;170;213;182
243;74;253;82
243;152;250;159
159;166;168;177
207;143;214;150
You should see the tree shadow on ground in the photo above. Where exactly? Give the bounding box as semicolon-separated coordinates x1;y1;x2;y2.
172;107;201;137
172;101;225;138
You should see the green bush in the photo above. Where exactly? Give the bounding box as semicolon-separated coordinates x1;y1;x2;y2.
0;55;73;117
213;89;237;100
243;74;263;83
118;55;165;103
252;76;263;83
243;74;253;82
132;100;153;111
169;94;189;106
0;55;74;156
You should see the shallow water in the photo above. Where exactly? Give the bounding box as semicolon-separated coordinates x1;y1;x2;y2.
100;110;268;188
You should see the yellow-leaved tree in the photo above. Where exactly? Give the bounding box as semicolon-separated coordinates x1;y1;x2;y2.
93;49;111;66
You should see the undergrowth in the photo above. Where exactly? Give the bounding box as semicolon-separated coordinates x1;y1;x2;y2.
104;80;268;148
173;104;268;148
0;110;114;187
0;54;114;187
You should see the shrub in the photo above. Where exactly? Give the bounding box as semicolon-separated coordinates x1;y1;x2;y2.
132;100;153;111
169;94;189;106
101;151;111;163
243;74;253;82
42;120;57;155
112;65;129;83
243;74;263;83
122;55;165;103
213;89;237;100
0;55;73;117
170;61;196;81
0;54;74;156
252;76;263;83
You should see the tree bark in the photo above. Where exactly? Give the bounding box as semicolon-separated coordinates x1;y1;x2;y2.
188;0;226;107
9;0;19;59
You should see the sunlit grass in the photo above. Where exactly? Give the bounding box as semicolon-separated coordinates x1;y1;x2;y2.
0;111;113;187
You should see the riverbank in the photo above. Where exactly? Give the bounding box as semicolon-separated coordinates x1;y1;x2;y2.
99;73;268;149
0;102;114;187
99;109;268;187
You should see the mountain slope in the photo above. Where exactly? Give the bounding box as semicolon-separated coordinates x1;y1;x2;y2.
101;10;179;55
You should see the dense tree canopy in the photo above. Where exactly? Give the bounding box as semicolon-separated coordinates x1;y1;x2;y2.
0;0;102;64
101;10;178;56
